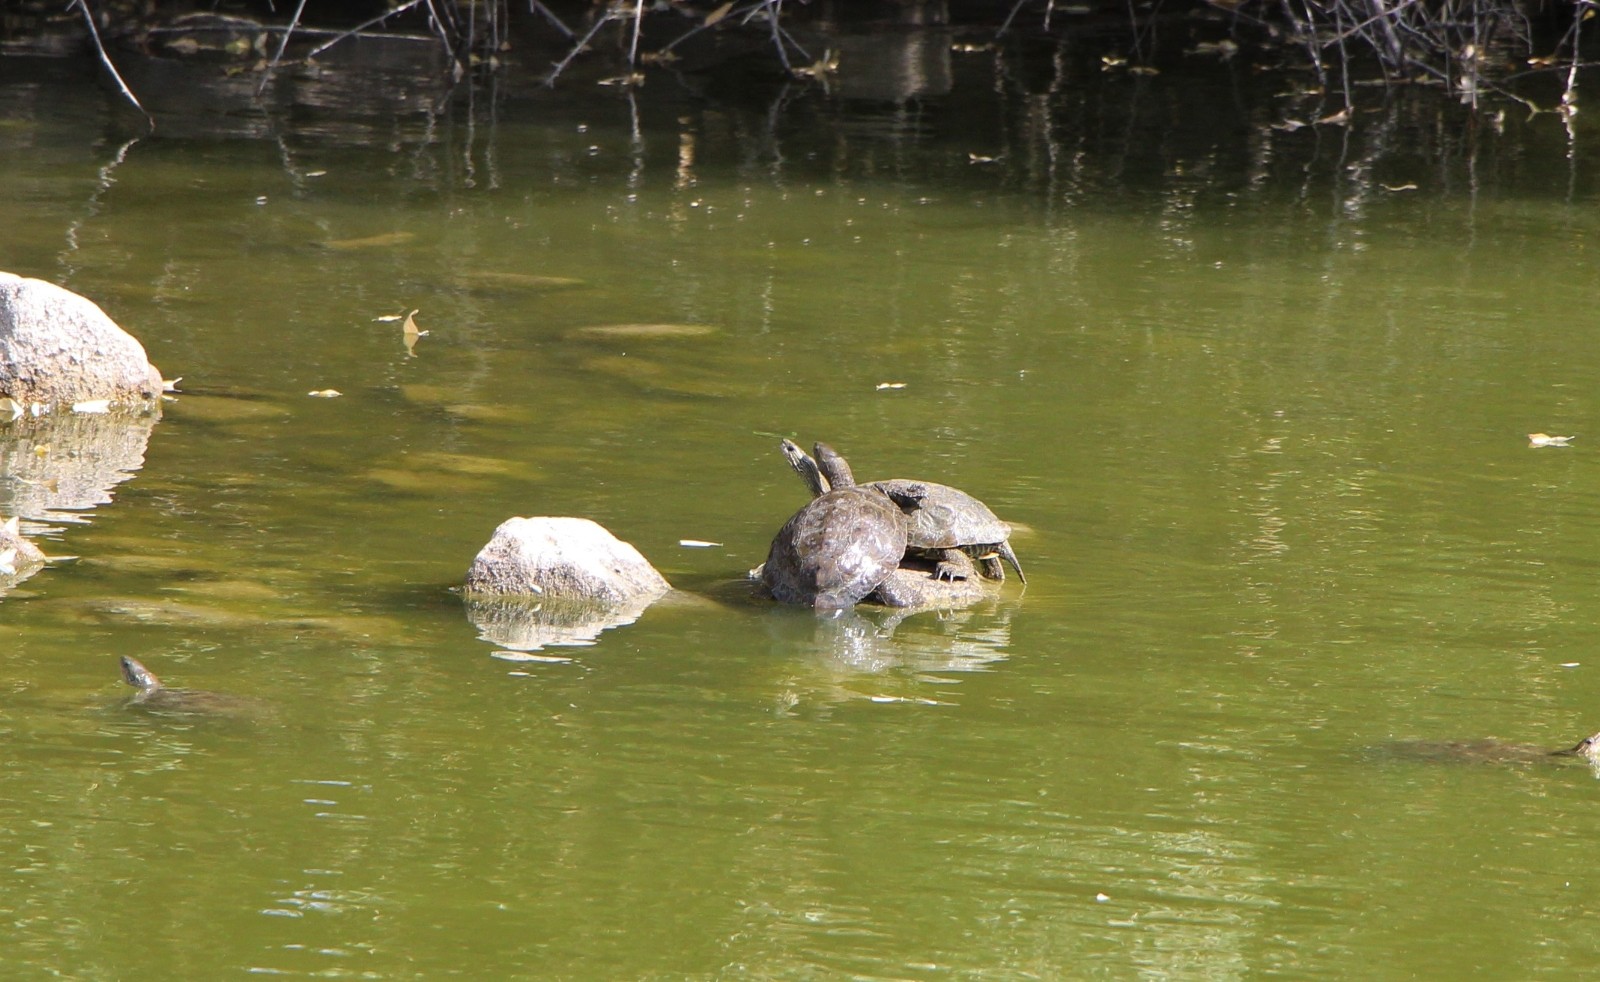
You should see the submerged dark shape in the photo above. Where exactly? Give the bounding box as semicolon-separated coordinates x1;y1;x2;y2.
119;656;253;717
758;440;920;610
810;442;1025;584
1378;732;1600;765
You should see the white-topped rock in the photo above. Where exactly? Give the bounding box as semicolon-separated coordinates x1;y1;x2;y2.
0;272;164;409
464;516;671;603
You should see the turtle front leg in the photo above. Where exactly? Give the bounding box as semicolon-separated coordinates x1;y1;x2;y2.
934;549;976;582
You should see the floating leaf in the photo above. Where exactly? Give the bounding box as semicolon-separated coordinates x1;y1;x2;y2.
1317;108;1352;126
402;309;429;357
679;539;722;548
1529;433;1574;447
308;389;343;398
704;1;733;25
373;313;405;323
162;377;183;392
323;231;416;250
1380;183;1419;192
71;400;111;414
968;153;1002;164
876;382;907;390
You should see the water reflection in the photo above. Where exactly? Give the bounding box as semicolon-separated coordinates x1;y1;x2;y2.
769;600;1016;711
0;410;156;524
462;592;659;651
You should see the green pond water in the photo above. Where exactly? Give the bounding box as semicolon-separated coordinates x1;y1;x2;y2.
7;34;1600;979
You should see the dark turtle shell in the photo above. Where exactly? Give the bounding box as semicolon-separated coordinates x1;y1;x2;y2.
759;440;913;610
760;486;909;610
809;442;1026;584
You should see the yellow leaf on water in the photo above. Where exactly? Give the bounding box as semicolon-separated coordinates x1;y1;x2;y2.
679;539;722;548
704;1;733;25
402;309;429;357
876;382;907;390
1529;433;1575;447
308;389;343;398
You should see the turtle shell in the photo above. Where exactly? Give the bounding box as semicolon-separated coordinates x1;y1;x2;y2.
868;480;1010;550
761;487;908;610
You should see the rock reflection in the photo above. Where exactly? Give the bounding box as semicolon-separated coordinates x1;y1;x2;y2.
462;593;659;652
0;410;157;524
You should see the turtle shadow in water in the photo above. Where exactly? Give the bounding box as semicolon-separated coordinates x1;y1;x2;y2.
115;656;264;721
1370;732;1600;775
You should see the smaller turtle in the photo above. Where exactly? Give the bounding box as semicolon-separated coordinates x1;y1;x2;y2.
1378;732;1600;765
759;440;921;610
811;443;1026;585
119;656;253;717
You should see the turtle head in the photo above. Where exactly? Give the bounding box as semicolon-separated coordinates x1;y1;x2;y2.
1559;732;1600;760
781;439;829;497
120;656;161;691
812;443;856;490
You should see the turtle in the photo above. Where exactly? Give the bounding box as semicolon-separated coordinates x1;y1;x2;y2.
809;442;1025;585
1376;732;1600;765
119;656;254;717
759;440;922;610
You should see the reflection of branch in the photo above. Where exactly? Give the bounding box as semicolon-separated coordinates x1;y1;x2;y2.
69;0;153;132
256;0;310;96
545;9;619;86
308;0;427;57
59;136;140;274
530;2;575;40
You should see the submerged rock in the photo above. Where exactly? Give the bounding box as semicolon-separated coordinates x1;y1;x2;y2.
463;516;671;604
0;272;164;409
0;516;45;568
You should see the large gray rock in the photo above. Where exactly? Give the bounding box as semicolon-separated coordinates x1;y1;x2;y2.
463;517;671;603
0;273;164;408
